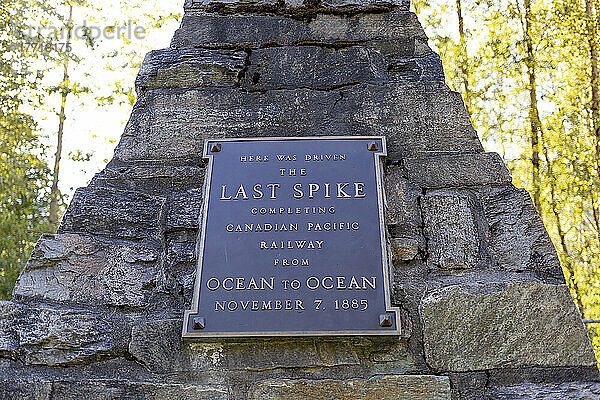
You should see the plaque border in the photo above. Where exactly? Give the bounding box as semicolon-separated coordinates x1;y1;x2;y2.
182;136;401;338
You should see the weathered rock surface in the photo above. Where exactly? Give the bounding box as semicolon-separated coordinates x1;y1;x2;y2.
482;185;563;278
487;382;600;399
171;11;426;51
422;191;479;270
250;375;451;399
13;234;160;308
59;187;165;241
421;281;596;372
403;152;511;188
0;302;129;366
136;48;247;94
115;83;480;163
0;380;229;400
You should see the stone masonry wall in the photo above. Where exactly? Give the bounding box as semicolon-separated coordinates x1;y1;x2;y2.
1;0;599;399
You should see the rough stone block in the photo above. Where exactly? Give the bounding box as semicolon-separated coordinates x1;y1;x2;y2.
486;382;600;399
59;187;165;241
387;53;445;82
171;11;428;52
0;381;52;400
184;0;278;9
321;0;405;8
129;319;360;373
167;188;204;229
136;48;247;94
51;381;229;400
166;230;197;266
250;375;451;399
482;185;562;277
114;83;480;163
384;166;422;236
183;0;411;9
391;237;421;262
14;234;160;308
0;302;23;354
421;281;597;372
403;152;511;189
421;192;478;270
94;164;205;195
16;305;117;366
243;46;387;91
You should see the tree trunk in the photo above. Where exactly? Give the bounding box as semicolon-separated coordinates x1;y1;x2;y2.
455;0;472;118
522;0;542;213
586;0;600;245
49;5;73;231
540;128;586;316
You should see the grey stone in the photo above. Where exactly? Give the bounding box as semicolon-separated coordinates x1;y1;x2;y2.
184;0;278;9
167;188;204;229
0;381;52;400
243;46;388;91
130;320;360;373
384;167;422;236
487;382;600;400
183;0;410;9
404;152;512;189
136;48;247;94
166;230;197;266
321;0;405;9
482;185;562;277
422;192;478;270
387;53;445;82
51;381;229;400
114;83;480;163
94;164;206;195
171;11;428;54
59;187;165;241
421;281;597;372
250;375;451;399
240;45;443;90
0;302;22;354
391;237;420;262
17;305;117;366
14;234;160;308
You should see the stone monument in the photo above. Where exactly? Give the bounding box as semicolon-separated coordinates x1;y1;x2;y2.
1;0;599;398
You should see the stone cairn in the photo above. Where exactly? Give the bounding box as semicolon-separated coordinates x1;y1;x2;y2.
1;0;599;398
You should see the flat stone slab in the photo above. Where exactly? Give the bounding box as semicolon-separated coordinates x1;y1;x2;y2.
421;281;597;372
129;320;360;373
487;382;600;399
0;380;229;400
114;83;480;163
172;11;427;52
403;152;511;188
421;191;478;270
0;301;126;366
481;185;562;277
250;375;451;399
13;234;160;308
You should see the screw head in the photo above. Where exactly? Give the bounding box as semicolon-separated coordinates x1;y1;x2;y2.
210;143;222;153
192;317;206;330
379;314;393;328
367;142;379;151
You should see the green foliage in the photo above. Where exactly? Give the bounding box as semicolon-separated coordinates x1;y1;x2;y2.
0;0;54;299
414;0;600;365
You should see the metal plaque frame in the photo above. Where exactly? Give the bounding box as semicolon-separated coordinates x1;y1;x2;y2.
182;136;401;338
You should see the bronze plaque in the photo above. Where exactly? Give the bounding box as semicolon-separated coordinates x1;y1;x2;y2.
182;137;400;337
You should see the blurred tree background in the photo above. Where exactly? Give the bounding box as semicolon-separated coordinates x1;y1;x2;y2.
1;0;599;360
413;0;600;361
0;0;181;299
